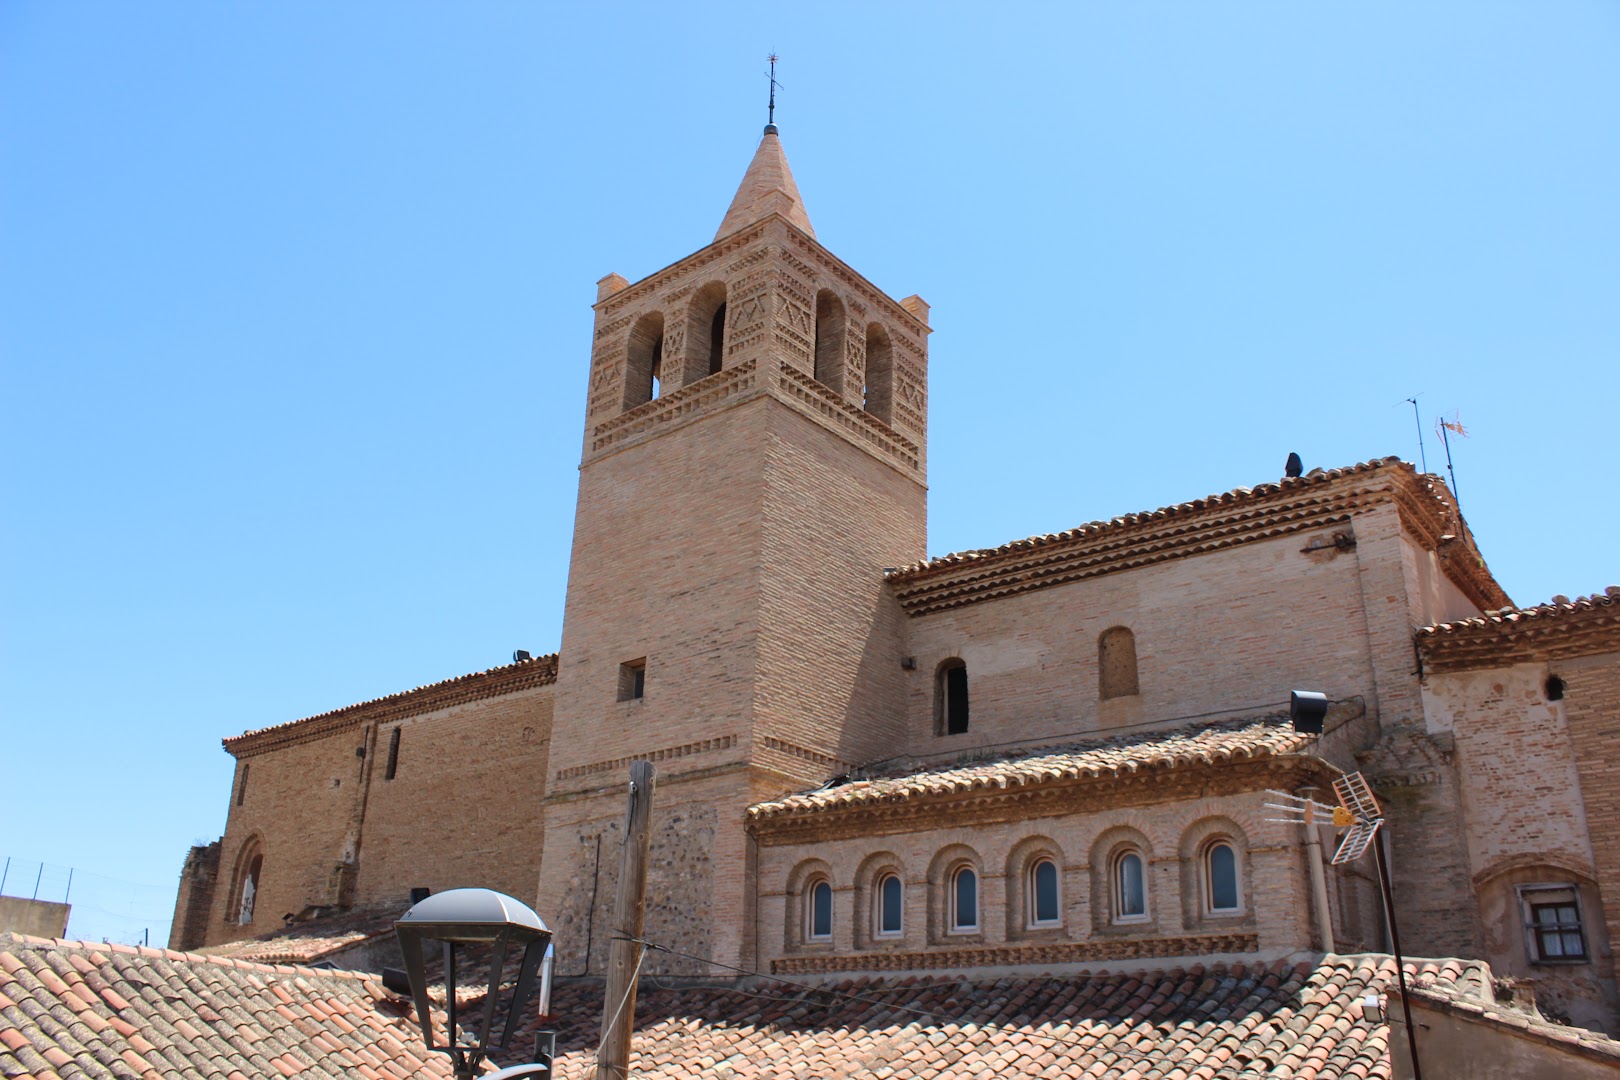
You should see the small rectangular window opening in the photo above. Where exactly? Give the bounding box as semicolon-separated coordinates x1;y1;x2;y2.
385;728;401;781
618;658;647;702
1522;885;1587;962
235;763;249;806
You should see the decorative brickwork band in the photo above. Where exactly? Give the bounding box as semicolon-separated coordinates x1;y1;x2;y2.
759;736;849;772
555;735;737;782
771;931;1260;975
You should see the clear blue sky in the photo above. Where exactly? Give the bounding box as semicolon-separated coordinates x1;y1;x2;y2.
3;3;1615;946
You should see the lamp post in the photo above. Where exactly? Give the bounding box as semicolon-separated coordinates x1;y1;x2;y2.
393;887;557;1080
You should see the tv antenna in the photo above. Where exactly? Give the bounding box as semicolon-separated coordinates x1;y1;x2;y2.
1266;773;1423;1080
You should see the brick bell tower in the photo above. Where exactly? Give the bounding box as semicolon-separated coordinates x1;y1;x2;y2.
535;121;930;974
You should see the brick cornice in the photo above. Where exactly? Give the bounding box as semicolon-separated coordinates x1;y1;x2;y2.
1418;589;1620;673
771;931;1260;975
885;459;1509;617
223;655;558;758
749;754;1334;846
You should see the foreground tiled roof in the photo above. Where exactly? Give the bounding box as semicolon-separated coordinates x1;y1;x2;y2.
225;652;558;756
0;932;457;1079
749;718;1313;823
198;906;399;965
519;954;1507;1079
1417;587;1620;673
884;458;1509;616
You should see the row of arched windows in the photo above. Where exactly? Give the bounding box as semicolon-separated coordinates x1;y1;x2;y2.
622;283;896;424
790;823;1246;950
932;627;1142;736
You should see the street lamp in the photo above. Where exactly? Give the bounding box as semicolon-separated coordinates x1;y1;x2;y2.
393;887;556;1080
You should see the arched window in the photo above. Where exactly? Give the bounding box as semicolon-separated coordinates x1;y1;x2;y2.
936;658;969;735
236;851;263;925
864;322;893;424
1205;841;1240;913
1113;850;1147;921
875;872;904;938
1028;857;1061;928
682;282;728;385
1099;626;1139;700
805;879;833;942
813;290;846;393
623;311;665;409
949;866;979;933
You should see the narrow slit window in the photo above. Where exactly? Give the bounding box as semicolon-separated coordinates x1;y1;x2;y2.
385;728;401;781
1115;851;1147;920
1029;858;1060;927
1205;842;1239;912
950;867;979;933
708;303;727;375
936;659;969;735
876;873;903;937
235;763;249;806
807;880;833;942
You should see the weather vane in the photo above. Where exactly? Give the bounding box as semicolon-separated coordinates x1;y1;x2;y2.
766;53;781;132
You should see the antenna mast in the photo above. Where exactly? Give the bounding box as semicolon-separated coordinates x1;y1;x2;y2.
765;53;781;133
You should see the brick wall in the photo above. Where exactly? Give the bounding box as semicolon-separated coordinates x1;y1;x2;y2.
198;681;554;948
169;840;220;950
752;787;1371;975
900;517;1390;758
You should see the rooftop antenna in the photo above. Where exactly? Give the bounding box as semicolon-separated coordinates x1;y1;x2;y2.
1435;410;1468;509
1266;773;1423;1080
765;53;781;134
1398;394;1428;474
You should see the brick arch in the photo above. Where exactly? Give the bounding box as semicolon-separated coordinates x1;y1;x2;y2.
784;856;836;952
853;850;907;948
226;833;266;929
622;311;665;409
813;289;847;394
1005;834;1067;939
681;281;729;384
926;843;984;942
1176;816;1254;929
1090;825;1156;933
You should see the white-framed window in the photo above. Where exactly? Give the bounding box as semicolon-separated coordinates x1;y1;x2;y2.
948;866;979;934
1027;857;1061;928
1204;840;1240;914
1519;884;1588;963
1113;850;1148;922
875;872;904;938
805;878;833;943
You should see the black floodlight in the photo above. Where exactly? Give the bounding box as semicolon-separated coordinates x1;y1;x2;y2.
1289;690;1329;734
394;888;553;1079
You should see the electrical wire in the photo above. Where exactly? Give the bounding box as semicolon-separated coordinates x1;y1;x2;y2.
593;938;648;1078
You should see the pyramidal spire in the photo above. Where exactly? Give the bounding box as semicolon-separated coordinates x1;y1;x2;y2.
715;128;816;241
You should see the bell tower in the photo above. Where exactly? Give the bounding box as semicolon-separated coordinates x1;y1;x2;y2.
536;122;930;973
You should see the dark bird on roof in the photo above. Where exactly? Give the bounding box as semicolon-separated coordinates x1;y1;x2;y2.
1285;452;1304;478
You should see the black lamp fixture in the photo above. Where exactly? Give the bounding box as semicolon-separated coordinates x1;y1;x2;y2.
1290;690;1329;734
393;887;556;1080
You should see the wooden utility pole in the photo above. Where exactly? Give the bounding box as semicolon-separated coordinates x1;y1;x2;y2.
595;761;656;1080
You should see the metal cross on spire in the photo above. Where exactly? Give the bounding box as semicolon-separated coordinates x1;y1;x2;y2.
765;53;782;133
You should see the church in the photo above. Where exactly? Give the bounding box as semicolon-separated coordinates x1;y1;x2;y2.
169;118;1620;1035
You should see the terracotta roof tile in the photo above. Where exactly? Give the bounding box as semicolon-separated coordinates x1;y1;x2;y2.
749;718;1311;822
0;933;460;1079
225;653;558;757
1417;587;1620;672
199;905;400;964
884;458;1509;616
484;954;1568;1079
